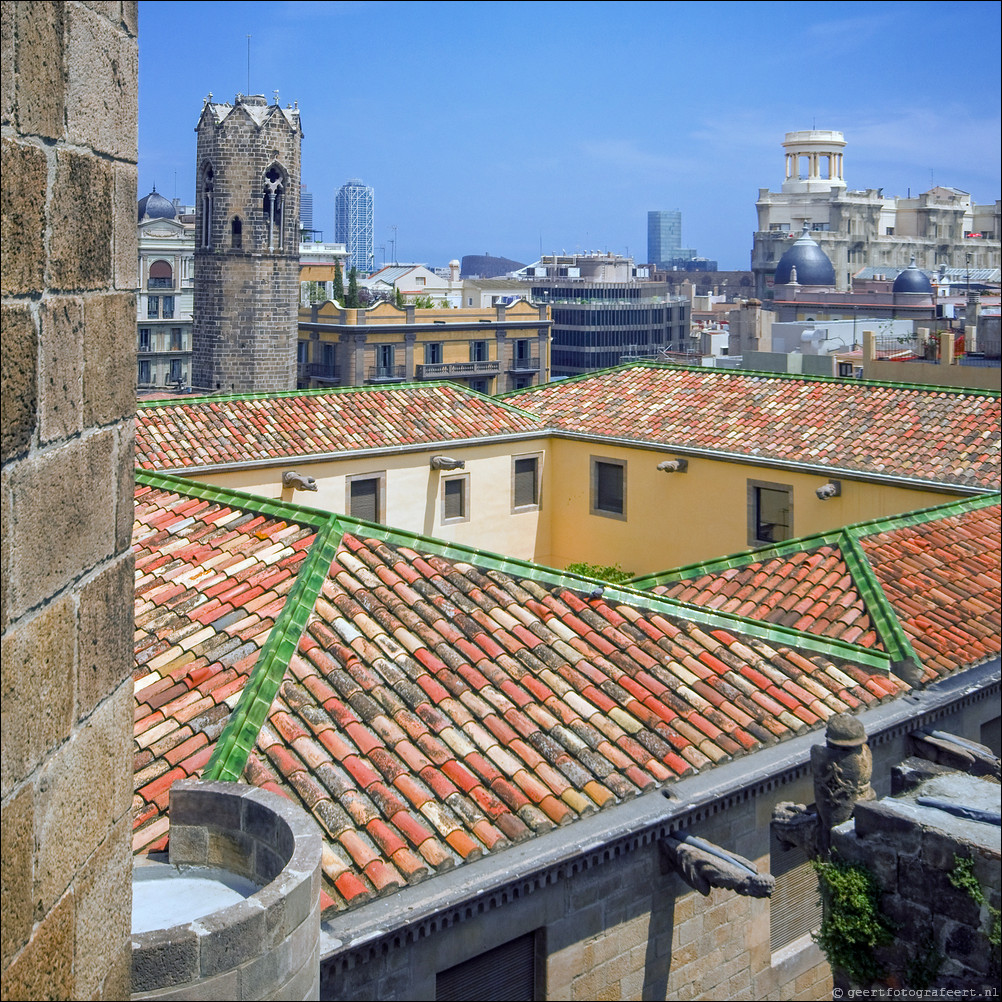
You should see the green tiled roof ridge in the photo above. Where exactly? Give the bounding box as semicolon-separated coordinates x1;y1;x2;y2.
330;513;892;672
838;530;920;670
138;379;547;420
203;514;346;782
630;494;1001;589
501;360;1001;400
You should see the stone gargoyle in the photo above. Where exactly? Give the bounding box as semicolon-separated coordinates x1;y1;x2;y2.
282;471;318;491
661;833;775;898
430;456;465;470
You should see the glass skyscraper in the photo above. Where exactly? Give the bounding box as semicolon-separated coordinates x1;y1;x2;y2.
648;209;696;268
335;178;374;274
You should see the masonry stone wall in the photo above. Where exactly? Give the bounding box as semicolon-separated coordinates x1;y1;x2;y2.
0;3;138;998
831;791;1000;993
191;95;301;393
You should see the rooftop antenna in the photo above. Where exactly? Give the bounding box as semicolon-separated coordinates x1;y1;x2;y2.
246;35;251;94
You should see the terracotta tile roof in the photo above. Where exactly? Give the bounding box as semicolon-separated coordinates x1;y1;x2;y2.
246;530;900;911
133;473;909;913
634;496;1001;685
501;364;1002;490
132;479;321;852
136;384;543;471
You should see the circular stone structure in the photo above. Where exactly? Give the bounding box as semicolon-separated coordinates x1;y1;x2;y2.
131;779;322;1001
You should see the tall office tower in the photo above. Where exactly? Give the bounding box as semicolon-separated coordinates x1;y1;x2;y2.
648;209;697;268
300;183;314;234
335;177;374;274
191;92;302;393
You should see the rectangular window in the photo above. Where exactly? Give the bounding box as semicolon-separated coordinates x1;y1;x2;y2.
169;358;182;382
147;295;159;319
437;931;540;1002
770;819;822;952
347;473;384;523
748;480;793;545
170;328;182;351
470;340;488;363
162;295;175;319
512;455;540;511
425;342;443;365
297;341;309;364
138;360;151;383
378;344;394;369
514;338;530;362
591;457;626;519
139;328;151;351
441;475;469;523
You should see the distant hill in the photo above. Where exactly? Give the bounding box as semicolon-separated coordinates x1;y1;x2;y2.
461;254;525;278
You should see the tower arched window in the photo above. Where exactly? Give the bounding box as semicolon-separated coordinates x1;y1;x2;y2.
263;165;286;251
231;216;242;249
200;164;214;248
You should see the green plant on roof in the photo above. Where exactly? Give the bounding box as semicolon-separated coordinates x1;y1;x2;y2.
566;561;633;585
346;266;360;308
813;858;895;985
413;294;437;308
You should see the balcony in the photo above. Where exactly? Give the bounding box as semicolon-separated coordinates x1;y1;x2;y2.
416;360;500;380
301;362;341;384
508;356;541;372
367;365;407;383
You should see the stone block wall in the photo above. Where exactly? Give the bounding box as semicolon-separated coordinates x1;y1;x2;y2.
831;795;1001;992
1;3;138;999
131;780;323;1001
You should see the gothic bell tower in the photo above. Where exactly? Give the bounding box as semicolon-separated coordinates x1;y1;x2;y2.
191;92;303;393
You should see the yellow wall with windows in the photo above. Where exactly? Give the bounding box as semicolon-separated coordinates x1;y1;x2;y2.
538;438;965;575
169;431;965;578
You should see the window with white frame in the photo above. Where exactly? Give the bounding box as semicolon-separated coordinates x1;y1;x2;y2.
441;474;469;523
347;473;385;523
512;454;541;511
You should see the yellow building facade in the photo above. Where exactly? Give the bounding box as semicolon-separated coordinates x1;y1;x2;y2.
297;299;552;394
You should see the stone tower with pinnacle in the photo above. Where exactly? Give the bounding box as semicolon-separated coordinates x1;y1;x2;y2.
192;92;303;393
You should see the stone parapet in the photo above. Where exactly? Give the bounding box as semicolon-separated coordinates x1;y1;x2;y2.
131;780;323;1001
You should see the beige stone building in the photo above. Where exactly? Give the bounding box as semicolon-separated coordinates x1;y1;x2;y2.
752;130;1000;295
298;299;552;393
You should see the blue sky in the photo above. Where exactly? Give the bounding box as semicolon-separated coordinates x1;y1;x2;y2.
139;1;1001;270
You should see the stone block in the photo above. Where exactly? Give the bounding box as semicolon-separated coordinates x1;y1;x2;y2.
82;292;136;427
195;897;266;977
0;890;75;1000
115;420;136;554
131;923;200;992
0;594;75;797
65;2;137;159
1;1;14;124
77;552;134;717
50;148;114;290
167;824;210;866
14;1;65;139
853;799;922;852
35;684;133;912
1;467;9;633
73;811;132;999
6;430;116;618
0;785;34;970
112;160;138;290
38;296;84;444
0;302;38;462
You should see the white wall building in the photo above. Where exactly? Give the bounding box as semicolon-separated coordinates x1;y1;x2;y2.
137;189;195;391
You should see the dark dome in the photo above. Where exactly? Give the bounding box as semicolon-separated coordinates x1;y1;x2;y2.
892;256;933;295
774;225;835;287
138;188;177;221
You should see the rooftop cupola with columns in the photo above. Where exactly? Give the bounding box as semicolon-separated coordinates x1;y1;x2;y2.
780;129;847;194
